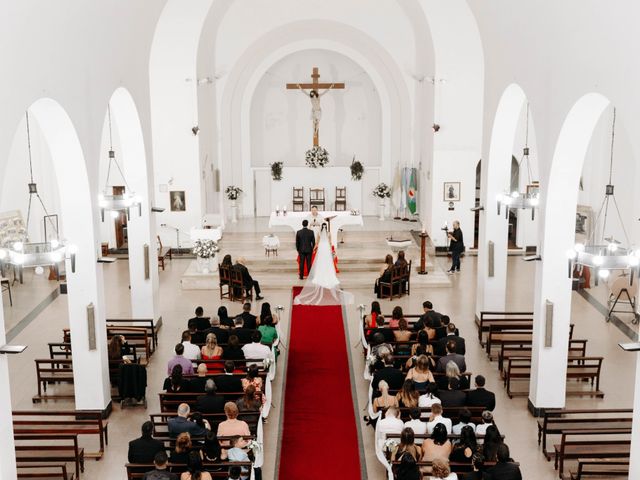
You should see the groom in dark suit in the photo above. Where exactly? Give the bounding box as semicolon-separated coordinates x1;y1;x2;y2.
296;220;315;280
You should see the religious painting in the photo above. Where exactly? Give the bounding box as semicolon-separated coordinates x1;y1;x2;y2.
443;182;461;202
170;191;186;212
575;205;593;243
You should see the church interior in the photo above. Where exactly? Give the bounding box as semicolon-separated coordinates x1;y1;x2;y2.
1;1;640;479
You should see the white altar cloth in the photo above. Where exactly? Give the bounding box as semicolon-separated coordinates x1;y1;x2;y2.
268;210;363;246
190;227;222;243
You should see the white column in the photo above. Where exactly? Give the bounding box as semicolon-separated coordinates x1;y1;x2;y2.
0;295;17;479
127;210;159;318
629;352;640;478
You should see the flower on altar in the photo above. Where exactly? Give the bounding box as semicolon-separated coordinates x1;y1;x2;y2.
305;146;329;168
270;161;283;181
350;156;364;181
225;185;243;200
192;239;219;259
372;183;391;199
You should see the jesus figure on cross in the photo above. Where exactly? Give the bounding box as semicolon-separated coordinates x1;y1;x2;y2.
296;83;335;139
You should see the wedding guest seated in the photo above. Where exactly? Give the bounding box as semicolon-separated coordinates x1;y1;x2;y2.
393;318;412;355
242;364;265;406
208;316;229;344
437;323;466;356
164;365;191;393
180;450;213;480
370;333;393;372
214;361;243;393
391;427;422;463
438;361;469;391
108;334;131;363
181;330;202;364
404;407;428;437
234;257;263;300
218;306;234;329
466;375;496;411
426;403;452;434
226;435;250;480
188;319;206;345
189;363;209;393
418;382;441;408
223;335;245;361
227;466;242;480
169;432;195;466
438;378;467;408
452;408;476;435
450;425;477;464
168;343;194;376
364;301;383;336
485;443;522;480
257;311;278;346
217;402;250;446
468;453;488;480
440;315;459;336
368;314;395;344
396;379;420;408
406;354;435;393
395;250;409;268
236;384;261;412
259;301;279;325
481;425;502;462
189;306;211;332
201;333;224;362
239;302;257;329
421;423;452;462
408;332;435;367
231;316;253;345
428;458;458;480
128;420;165;463
202;430;222;462
143;451;177;480
241;331;272;365
168;404;209;437
389;306;404;328
376;406;404;449
414;300;443;331
196;379;226;415
372;354;405;394
375;254;394;298
372;380;399;414
475;411;496;436
436;341;466;374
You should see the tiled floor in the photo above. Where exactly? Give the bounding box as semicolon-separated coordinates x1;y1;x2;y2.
2;218;638;479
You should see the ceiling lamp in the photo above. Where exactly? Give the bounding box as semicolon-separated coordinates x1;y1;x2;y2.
0;112;76;277
497;103;540;220
566;108;636;285
99;105;142;221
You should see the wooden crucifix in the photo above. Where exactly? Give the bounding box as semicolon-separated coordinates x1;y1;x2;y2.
286;67;345;146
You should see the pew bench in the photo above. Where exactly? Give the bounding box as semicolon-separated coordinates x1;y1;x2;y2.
537;408;633;460
475;311;533;344
485;324;533;359
390;460;503;476
14;434;84;480
126;462;252;480
397;406;486;424
13;410;109;459
158;390;265;413
16;463;74;480
569;458;629;479
63;326;153;361
150;412;261;436
33;359;75;403
106;318;161;351
497;339;588;372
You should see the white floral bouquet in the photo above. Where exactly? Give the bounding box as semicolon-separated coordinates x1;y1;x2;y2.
305;146;329;168
246;439;262;456
372;183;391;199
225;185;243;200
192;239;219;259
383;438;400;454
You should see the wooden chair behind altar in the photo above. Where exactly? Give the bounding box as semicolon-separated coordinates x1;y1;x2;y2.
335;187;347;211
292;187;305;211
218;264;232;301
309;188;325;210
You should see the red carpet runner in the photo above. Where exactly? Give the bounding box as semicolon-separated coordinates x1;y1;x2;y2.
278;287;362;479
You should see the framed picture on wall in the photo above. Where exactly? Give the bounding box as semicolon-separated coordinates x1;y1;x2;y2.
526;183;540;197
170;191;186;212
443;182;461;202
575;204;593;244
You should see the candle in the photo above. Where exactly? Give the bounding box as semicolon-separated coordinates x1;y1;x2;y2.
422;224;426;234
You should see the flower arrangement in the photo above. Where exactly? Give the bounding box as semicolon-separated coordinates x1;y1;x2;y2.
270;161;283;181
192;239;219;259
372;183;391;199
246;439;262;456
225;185;242;200
350;157;364;181
305;146;329;168
383;438;400;457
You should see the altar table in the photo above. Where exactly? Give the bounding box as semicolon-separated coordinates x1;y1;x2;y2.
268;210;363;246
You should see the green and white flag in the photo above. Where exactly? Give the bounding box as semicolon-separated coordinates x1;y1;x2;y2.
403;167;418;215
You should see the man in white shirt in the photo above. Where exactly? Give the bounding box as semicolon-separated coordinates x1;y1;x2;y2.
181;330;201;366
475;410;494;436
418;383;441;408
241;331;272;366
452;407;476;435
376;406;404;450
404;407;427;442
426;403;452;434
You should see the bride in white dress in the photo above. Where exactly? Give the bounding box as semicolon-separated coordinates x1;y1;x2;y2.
294;223;354;306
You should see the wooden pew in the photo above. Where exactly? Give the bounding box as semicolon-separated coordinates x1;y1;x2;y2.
106;318;161;351
158;388;265;413
475;311;533;344
498;339;588;372
379;261;411;300
569;458;629;479
553;430;631;479
537;408;633;459
13;410;109;459
485;324;533;359
503;357;605;399
16;463;74;480
390;460;503;476
126;462;252;479
14;434;84;480
49;342;139;364
63;326;152;361
157;236;172;270
33;359;75;403
397;406;486;424
150;411;261;436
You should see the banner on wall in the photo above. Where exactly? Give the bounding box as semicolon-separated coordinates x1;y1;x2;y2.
403;167;418;215
391;164;404;212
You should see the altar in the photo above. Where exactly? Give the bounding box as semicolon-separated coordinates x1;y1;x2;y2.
268;210;363;246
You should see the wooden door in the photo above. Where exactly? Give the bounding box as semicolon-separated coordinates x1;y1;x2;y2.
112;186;128;249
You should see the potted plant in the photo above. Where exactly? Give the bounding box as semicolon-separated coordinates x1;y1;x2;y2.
270;161;283;181
350;157;364;181
373;183;391;221
192;239;219;274
225;186;242;223
305;146;329;168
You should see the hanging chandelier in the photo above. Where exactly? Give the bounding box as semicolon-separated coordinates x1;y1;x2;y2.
98;105;142;221
0;112;76;277
497;103;540;220
566;108;638;284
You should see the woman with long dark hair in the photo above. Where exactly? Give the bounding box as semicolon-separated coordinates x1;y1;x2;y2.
375;254;394;297
180;450;212;480
482;425;503;462
163;364;190;392
258;302;279;325
392;427;422;462
217;306;233;329
257;308;278;346
450;425;477;463
422;423;452;462
396;379;420;408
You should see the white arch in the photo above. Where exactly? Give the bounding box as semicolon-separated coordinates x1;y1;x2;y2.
218;20;411;217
